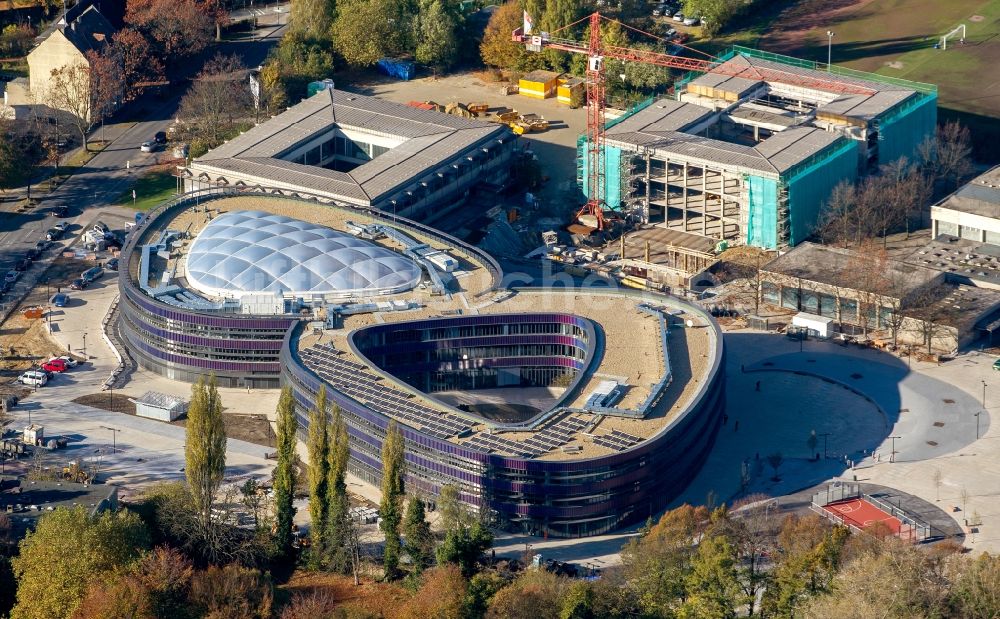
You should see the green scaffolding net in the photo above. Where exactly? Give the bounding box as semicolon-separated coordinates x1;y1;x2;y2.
747;175;778;249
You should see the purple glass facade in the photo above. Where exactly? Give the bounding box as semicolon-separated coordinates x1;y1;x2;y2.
281;309;726;538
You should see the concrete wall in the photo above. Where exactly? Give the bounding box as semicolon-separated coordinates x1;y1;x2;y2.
932;206;1000;244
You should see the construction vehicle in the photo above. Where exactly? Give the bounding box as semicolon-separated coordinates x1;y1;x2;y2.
61;461;90;483
513;12;876;229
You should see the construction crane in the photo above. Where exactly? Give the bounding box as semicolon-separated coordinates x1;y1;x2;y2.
513;12;875;230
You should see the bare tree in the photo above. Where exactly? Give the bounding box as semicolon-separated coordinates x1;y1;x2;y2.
719;246;774;315
907;282;958;354
723;494;783;617
766;452;783;481
178;54;254;153
42;65;93;151
918;121;974;192
817;180;857;248
840;241;891;338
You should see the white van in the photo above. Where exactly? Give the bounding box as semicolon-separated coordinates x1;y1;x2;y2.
19;371;48;387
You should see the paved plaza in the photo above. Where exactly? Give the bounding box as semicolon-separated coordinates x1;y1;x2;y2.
17;267;1000;560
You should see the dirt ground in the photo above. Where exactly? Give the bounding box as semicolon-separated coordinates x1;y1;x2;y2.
0;256;98;379
72;392;136;415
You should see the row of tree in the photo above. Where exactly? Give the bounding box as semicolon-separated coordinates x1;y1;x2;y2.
818;121;974;249
278;499;1000;618
262;0;470;108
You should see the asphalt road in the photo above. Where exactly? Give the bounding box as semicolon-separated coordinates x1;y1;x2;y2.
0;19;288;299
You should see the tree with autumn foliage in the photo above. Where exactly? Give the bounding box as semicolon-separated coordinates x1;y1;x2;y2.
480;1;533;72
111;28;165;102
125;0;214;61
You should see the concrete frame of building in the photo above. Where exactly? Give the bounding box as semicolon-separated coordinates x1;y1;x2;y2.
589;49;937;251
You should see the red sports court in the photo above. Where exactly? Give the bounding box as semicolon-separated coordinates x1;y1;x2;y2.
822;498;901;535
811;482;929;542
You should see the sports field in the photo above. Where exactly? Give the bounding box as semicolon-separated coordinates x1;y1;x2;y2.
708;0;1000;158
823;498;903;535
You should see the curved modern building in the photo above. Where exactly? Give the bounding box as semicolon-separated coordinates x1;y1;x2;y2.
119;189;725;537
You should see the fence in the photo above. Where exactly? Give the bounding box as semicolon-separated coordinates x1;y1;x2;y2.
810;482;931;542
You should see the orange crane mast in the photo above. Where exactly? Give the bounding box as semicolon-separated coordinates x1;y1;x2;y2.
513;12;875;230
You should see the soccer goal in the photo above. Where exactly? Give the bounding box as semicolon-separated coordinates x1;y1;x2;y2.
941;24;966;50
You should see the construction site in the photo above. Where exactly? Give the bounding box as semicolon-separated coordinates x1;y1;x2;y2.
592;48;937;251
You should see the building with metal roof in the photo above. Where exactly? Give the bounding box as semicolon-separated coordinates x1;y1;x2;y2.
132;391;189;422
182;89;516;225
583;46;937;250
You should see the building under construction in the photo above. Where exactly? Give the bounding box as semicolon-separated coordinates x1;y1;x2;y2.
582;47;937;250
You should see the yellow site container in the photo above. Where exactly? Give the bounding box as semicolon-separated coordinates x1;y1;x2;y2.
557;77;585;106
518;70;561;100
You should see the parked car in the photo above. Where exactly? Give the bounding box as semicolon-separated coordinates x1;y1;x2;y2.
54;355;79;368
41;359;67;373
673;12;684;21
0;280;11;294
46;228;62;241
5;270;20;284
81;266;104;283
54;222;69;232
14;259;30;272
993;358;1000;372
26;248;40;261
105;258;119;271
18;371;47;387
69;278;88;290
49;206;69;217
51;293;69;307
154;131;167;144
683;15;699;25
140;141;161;153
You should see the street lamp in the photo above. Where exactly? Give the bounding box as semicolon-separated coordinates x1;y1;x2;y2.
82;332;87;358
983;381;988;409
975;411;981;440
818;432;830;459
826;31;835;71
888;435;900;462
101;426;120;454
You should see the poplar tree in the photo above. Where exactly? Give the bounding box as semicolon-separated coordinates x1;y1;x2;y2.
325;403;351;572
273;386;299;558
379;421;405;579
403;496;434;574
185;375;226;528
306;386;329;564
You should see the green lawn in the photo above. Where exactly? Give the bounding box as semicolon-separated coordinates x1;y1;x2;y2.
119;169;178;211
